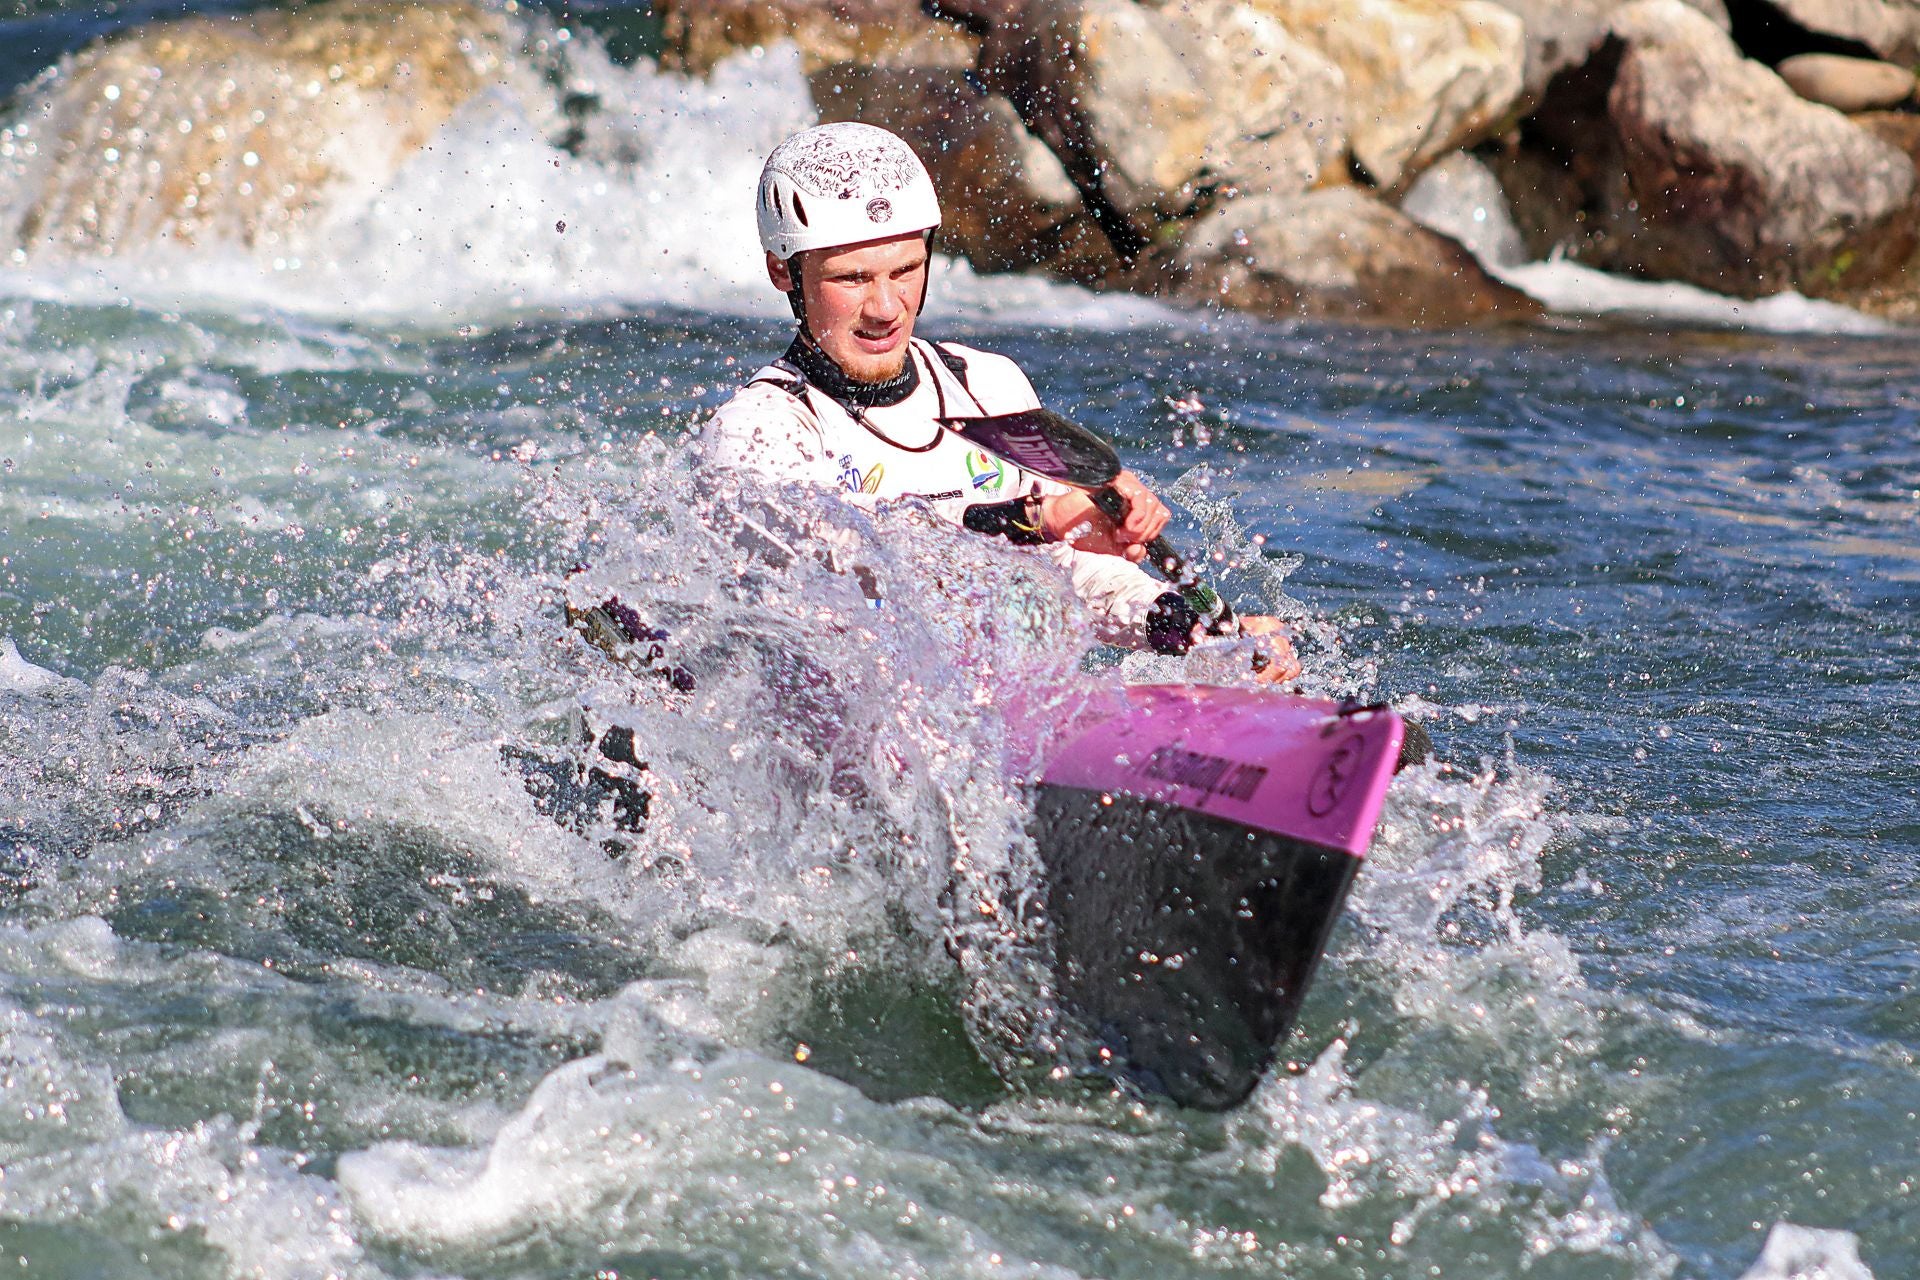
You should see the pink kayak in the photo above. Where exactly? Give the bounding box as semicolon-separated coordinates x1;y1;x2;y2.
552;599;1406;1109
1024;686;1403;1109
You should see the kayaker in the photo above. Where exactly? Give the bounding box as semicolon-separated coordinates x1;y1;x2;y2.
701;122;1300;680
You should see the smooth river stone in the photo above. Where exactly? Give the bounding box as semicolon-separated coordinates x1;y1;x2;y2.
1777;52;1918;113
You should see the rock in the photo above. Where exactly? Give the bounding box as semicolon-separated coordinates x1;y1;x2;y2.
1852;107;1920;161
655;0;977;75
1084;0;1351;203
938;0;1350;263
1776;51;1916;110
807;62;1123;280
1242;0;1529;190
1474;0;1727;102
1750;0;1920;65
1174;186;1543;323
1606;0;1917;295
5;0;531;258
1822;112;1920;318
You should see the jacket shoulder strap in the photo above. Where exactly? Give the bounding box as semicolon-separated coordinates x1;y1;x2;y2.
748;359;810;400
928;340;971;390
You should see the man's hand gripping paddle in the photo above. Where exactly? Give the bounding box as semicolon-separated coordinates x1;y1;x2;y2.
941;408;1235;635
943;408;1435;763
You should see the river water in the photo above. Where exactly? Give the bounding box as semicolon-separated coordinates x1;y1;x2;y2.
2;9;1917;1280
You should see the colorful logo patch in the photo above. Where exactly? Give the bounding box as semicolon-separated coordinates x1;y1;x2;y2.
965;450;1006;492
837;455;884;495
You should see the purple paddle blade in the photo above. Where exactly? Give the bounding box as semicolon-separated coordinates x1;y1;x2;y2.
941;409;1121;489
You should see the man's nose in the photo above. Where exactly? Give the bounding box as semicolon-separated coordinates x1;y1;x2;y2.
865;277;907;319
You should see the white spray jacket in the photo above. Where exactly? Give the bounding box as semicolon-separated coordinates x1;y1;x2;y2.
699;336;1175;648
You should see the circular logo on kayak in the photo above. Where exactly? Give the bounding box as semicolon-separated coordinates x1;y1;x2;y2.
1307;733;1365;817
866;197;893;223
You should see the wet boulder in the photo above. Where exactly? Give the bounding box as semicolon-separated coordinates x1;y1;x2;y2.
1474;0;1727;101
4;0;532;257
1776;51;1917;110
653;0;977;75
1748;0;1920;65
1173;186;1543;324
1605;0;1918;295
937;0;1351;263
1242;0;1529;191
806;62;1124;281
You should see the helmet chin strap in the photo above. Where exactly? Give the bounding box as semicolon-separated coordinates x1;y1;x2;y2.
784;255;807;326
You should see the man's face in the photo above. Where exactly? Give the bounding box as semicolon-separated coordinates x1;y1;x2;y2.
768;231;929;383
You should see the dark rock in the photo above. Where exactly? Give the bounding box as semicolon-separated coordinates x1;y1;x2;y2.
1476;38;1635;263
1607;0;1916;296
1476;0;1729;104
1733;0;1920;64
931;0;1179;263
1485;0;1917;298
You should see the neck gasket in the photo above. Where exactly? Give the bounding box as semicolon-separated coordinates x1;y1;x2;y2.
784;333;921;408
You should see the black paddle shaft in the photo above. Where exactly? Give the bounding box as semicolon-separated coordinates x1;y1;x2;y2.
1088;488;1235;630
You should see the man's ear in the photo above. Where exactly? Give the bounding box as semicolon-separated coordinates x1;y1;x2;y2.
766;251;795;292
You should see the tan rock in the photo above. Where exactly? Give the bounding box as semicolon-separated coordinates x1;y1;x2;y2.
1606;0;1918;295
1777;52;1916;112
1823;111;1920;319
1852;107;1920;160
1472;0;1726;103
1764;0;1920;66
654;0;977;75
1075;0;1219;202
1076;0;1348;205
940;0;1354;263
808;63;1124;280
1174;186;1542;323
7;0;527;257
1243;0;1528;190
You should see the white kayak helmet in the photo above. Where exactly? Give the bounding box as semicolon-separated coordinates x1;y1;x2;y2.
757;122;942;260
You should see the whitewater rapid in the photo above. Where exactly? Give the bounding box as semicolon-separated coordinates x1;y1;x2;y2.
1;9;1912;1279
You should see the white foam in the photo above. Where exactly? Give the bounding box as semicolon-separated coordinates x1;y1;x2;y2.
1399;153;1896;335
0;983;380;1279
1400;153;1527;271
1501;258;1894;335
0;636;71;693
338;1044;1091;1276
1740;1224;1876;1280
